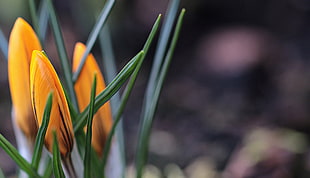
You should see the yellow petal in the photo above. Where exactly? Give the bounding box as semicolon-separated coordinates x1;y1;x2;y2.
73;42;113;156
8;17;42;141
30;50;74;157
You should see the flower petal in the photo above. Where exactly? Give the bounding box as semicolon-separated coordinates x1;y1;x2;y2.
30;50;74;157
8;17;42;141
73;42;113;156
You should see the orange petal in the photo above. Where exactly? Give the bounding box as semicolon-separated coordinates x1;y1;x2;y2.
30;50;74;157
73;42;113;156
8;17;42;141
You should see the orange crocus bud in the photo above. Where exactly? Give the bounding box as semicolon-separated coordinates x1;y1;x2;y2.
30;50;74;157
8;17;42;141
72;42;113;156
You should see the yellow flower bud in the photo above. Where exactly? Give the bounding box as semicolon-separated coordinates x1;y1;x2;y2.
8;17;42;141
72;42;113;156
30;50;74;157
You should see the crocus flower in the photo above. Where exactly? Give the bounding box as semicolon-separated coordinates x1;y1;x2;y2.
30;50;74;157
8;18;42;142
72;42;113;156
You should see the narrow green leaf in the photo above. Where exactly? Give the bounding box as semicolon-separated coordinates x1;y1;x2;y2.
141;15;162;53
31;92;53;170
115;14;161;120
84;74;97;178
52;131;65;178
28;0;40;39
72;0;115;82
46;0;79;112
90;149;101;177
136;8;185;178
0;28;8;60
62;74;86;157
74;50;144;133
63;82;87;161
63;88;78;122
154;9;185;106
100;110;120;176
100;26;118;84
99;15;161;177
143;8;186;156
74;130;86;158
100;25;126;177
144;0;180;113
101;14;161;169
0;135;40;177
38;0;49;43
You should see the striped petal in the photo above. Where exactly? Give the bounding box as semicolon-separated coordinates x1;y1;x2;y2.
72;42;113;156
8;17;42;141
30;50;74;157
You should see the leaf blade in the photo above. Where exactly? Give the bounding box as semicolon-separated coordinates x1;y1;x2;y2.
31;92;53;170
84;74;97;178
46;0;79;111
0;134;40;177
28;0;40;39
72;0;115;82
73;50;144;133
99;25;126;177
38;0;49;43
144;0;180;110
52;131;65;178
136;6;185;178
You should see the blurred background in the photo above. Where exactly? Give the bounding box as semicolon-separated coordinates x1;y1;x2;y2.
1;0;310;177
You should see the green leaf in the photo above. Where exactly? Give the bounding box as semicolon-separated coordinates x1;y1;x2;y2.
100;26;118;84
144;0;180;114
90;150;101;177
72;0;115;82
52;131;65;178
28;0;40;40
99;25;126;177
38;0;49;43
99;15;161;177
73;50;144;133
46;0;79;112
31;92;53;170
0;28;8;60
74;130;86;159
84;74;97;178
62;72;85;157
101;15;161;177
63;88;78;122
0;135;40;177
136;6;185;178
114;14;161;121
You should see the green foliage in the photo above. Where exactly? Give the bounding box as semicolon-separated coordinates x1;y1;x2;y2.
99;14;162;177
72;0;115;83
52;132;65;178
136;0;185;176
31;92;53;170
0;0;184;177
46;0;79;112
73;50;145;132
84;74;97;178
28;0;40;42
0;135;40;177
